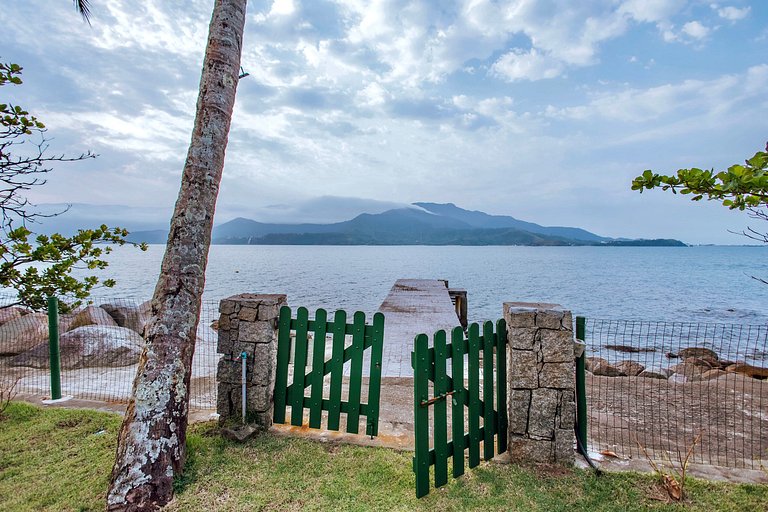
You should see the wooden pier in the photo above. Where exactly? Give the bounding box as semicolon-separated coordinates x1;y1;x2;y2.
377;279;462;377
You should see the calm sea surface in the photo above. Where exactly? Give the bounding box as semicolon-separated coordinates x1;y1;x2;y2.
85;245;768;325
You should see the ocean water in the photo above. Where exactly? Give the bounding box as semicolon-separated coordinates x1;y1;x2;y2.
83;245;768;326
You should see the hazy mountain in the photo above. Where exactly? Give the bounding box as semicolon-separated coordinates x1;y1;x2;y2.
39;200;684;247
413;202;607;242
205;205;684;246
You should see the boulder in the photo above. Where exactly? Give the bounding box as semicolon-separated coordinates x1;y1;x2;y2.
10;325;144;369
590;359;626;377
615;360;645;376
677;347;718;360
725;363;768;380
689;369;727;382
605;344;655;353
669;361;706;379
0;313;49;355
0;307;24;326
100;301;151;335
682;356;720;370
68;305;119;330
586;357;607;373
639;370;668;380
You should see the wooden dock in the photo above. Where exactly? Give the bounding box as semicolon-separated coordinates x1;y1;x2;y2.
377;279;462;377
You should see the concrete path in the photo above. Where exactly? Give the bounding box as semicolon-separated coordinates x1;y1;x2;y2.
377;279;462;378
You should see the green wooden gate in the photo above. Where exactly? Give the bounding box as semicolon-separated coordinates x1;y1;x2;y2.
273;306;385;436
412;320;508;498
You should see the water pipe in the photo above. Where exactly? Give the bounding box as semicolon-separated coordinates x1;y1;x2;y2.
240;351;247;424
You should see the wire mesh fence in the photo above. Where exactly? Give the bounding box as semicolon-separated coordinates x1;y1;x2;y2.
0;295;219;411
583;318;768;469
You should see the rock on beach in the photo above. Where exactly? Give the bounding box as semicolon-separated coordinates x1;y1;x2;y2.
10;325;144;369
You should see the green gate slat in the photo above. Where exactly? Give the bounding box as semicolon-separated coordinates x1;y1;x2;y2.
327;309;347;431
309;308;328;429
290;307;310;426
346;311;366;434
496;318;508;454
450;326;466;478
482;320;495;461
366;312;385;437
433;329;449;488
467;322;481;468
273;306;293;424
413;334;431;499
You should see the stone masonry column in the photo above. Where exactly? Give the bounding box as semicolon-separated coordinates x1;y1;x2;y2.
216;293;287;428
504;302;575;464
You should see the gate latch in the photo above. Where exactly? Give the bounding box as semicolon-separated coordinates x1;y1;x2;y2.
420;390;455;407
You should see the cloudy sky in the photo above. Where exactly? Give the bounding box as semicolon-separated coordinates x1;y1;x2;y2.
2;0;767;244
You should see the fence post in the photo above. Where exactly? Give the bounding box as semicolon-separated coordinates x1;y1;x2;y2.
216;293;287;428
575;316;588;455
47;296;62;400
504;302;575;464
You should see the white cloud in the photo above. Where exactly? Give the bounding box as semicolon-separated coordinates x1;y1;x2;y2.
548;65;768;124
619;0;686;23
492;48;564;82
270;0;296;17
681;21;710;40
715;5;751;21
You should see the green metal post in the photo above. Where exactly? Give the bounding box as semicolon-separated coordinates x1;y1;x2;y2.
575;316;587;453
47;296;62;400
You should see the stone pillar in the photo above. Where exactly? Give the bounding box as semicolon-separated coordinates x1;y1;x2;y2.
504;302;575;464
216;293;287;428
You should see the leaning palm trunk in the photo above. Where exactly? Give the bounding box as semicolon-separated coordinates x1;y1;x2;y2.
107;1;247;509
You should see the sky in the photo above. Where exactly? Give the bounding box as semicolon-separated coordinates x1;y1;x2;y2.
2;0;767;244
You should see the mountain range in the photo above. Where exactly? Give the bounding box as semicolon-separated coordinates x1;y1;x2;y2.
126;202;685;246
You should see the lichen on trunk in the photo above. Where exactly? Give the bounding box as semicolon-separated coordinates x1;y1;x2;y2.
107;1;248;510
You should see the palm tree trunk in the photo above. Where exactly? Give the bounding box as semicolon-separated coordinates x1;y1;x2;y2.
107;1;247;509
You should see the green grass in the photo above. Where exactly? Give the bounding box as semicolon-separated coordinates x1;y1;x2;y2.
0;402;765;511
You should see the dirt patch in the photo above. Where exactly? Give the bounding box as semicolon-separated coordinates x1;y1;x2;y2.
586;373;768;468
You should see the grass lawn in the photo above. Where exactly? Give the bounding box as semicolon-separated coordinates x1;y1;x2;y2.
0;402;766;511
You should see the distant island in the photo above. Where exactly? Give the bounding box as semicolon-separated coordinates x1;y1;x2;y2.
127;202;686;247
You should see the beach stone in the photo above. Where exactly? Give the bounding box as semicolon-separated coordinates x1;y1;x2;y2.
100;301;151;335
678;347;718;360
615;360;645;377
69;305;119;330
726;363;768;380
639;370;668;380
682;356;719;370
690;369;727;382
590;359;625;377
11;325;144;369
585;357;607;373
0;313;49;355
669;361;705;379
0;307;23;326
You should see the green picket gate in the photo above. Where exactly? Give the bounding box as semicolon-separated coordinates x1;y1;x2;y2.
273;306;385;436
412;320;508;498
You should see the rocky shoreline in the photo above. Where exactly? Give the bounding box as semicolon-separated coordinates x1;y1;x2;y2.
586;346;768;382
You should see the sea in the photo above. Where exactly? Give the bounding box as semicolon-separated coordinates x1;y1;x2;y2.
79;244;768;326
